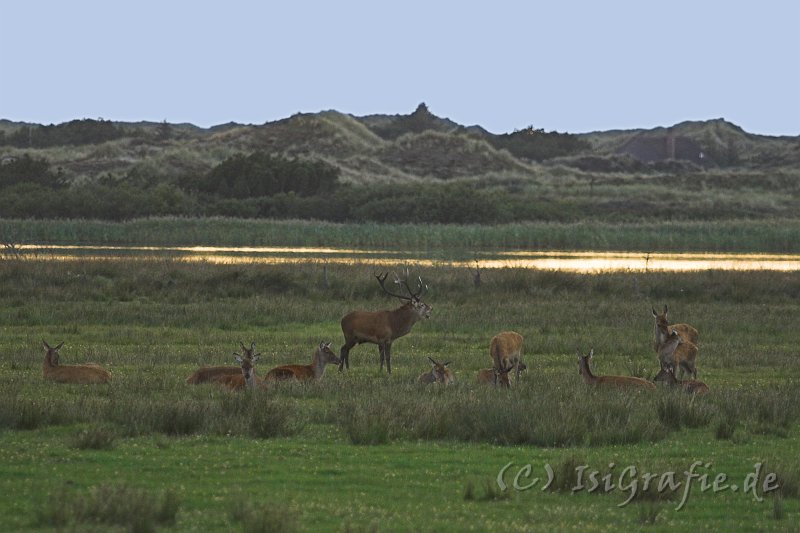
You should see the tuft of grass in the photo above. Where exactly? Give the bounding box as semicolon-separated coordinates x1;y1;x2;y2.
624;358;651;379
229;499;299;533
35;483;180;533
714;413;737;440
767;462;800;499
337;401;393;445
772;496;785;520
70;424;118;450
655;393;713;430
637;502;663;525
247;396;305;439
547;456;588;493
463;480;476;501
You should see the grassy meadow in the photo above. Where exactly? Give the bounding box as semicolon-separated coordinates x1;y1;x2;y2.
0;254;799;531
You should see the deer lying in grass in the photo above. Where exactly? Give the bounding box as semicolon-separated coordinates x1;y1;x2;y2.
577;349;656;390
652;305;699;350
490;331;524;381
214;352;261;391
339;271;431;373
264;342;340;382
653;362;709;394
476;366;513;387
186;342;259;384
656;329;699;380
42;341;112;384
418;357;455;385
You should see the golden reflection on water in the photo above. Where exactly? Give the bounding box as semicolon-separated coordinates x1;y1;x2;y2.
8;245;800;272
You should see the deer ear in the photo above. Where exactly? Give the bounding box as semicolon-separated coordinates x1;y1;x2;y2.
234;355;243;364
250;342;256;351
43;340;51;350
652;307;658;317
240;341;247;352
252;355;260;363
55;342;64;351
588;349;594;359
663;305;668;315
443;361;450;367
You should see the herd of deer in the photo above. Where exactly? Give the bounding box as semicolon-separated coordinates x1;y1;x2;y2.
40;272;708;395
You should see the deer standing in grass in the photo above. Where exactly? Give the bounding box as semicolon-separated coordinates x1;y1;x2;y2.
418;357;454;385
264;342;340;382
656;329;699;379
214;352;261;391
652;305;698;349
186;342;259;384
42;341;112;384
490;331;524;381
476;366;513;387
577;349;656;390
653;362;709;394
339;272;431;373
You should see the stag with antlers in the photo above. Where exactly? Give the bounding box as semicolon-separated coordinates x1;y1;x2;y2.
339;271;431;373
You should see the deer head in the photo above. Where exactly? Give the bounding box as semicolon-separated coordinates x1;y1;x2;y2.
234;341;260;361
317;341;340;365
375;271;432;319
43;340;64;365
234;352;260;385
427;356;451;383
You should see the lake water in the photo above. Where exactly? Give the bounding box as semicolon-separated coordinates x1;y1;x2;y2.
8;245;800;273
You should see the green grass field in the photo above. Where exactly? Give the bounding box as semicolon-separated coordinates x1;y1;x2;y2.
1;257;799;531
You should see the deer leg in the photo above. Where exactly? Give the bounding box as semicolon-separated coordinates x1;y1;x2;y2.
385;342;392;374
339;340;356;371
515;359;521;382
378;344;385;370
678;361;689;380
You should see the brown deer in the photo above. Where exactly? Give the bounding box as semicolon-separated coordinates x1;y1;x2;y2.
490;331;524;381
653;362;709;394
214;352;261;391
652;305;699;350
186;342;259;384
656;330;683;366
418;357;455;385
264;342;340;382
476;366;513;387
339;272;431;373
577;349;656;390
655;327;699;380
42;341;112;384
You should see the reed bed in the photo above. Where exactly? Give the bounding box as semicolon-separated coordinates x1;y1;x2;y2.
2;217;800;253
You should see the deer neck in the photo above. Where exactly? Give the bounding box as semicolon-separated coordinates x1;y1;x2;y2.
390;303;419;337
657;336;681;363
654;321;670;346
578;358;597;385
43;351;57;371
311;350;329;379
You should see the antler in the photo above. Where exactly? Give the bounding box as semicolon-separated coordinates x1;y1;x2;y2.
375;271;428;301
375;272;413;300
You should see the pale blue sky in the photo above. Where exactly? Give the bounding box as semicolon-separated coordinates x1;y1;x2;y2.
1;1;798;135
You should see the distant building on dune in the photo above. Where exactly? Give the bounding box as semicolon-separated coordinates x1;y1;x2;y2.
616;128;712;166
